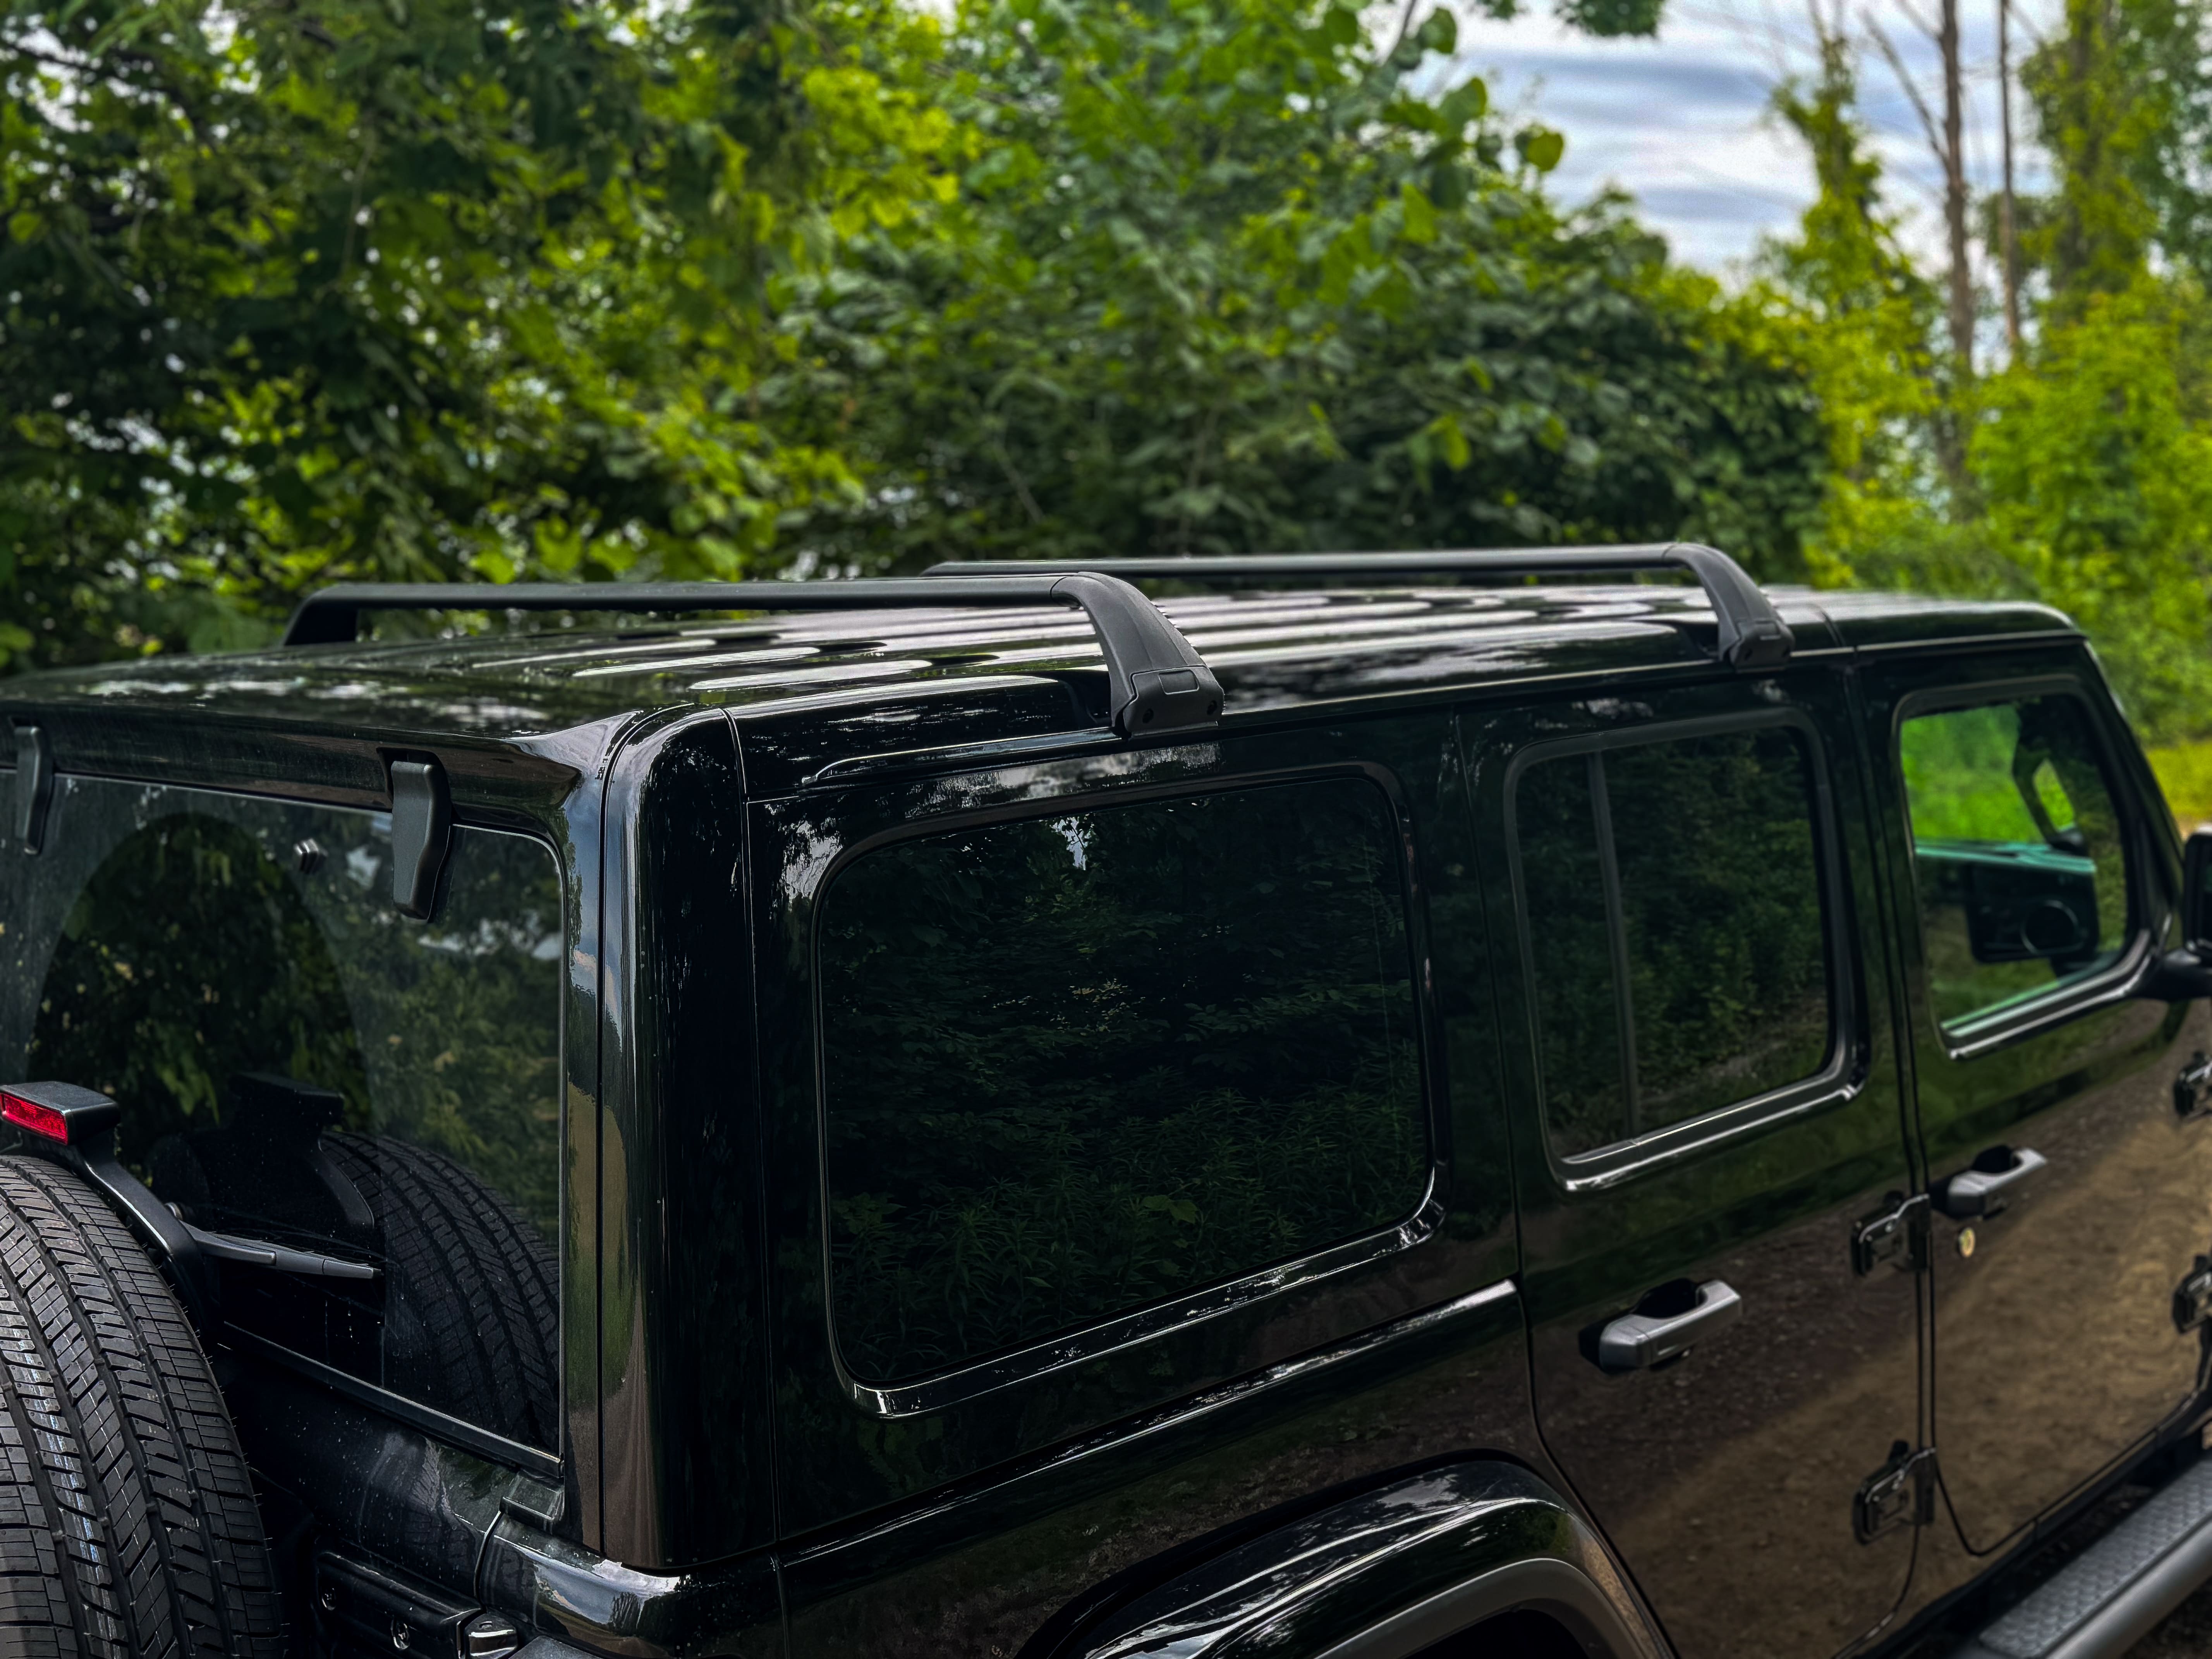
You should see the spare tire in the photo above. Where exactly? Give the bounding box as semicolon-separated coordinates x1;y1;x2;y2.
0;1155;283;1657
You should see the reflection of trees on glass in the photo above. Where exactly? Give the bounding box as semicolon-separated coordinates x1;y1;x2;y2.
27;803;565;1448
1517;760;1623;1159
1520;728;1832;1158
819;778;1427;1384
31;817;369;1165
330;830;565;1237
1901;697;2128;1027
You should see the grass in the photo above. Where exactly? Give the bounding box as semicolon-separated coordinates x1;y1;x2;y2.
2144;738;2212;830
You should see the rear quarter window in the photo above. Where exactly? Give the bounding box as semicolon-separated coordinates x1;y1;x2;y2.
816;776;1429;1385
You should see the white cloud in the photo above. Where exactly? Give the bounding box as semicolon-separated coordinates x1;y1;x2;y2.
1412;0;2063;273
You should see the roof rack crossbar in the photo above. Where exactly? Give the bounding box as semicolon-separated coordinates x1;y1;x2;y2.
920;544;1793;671
280;577;1223;738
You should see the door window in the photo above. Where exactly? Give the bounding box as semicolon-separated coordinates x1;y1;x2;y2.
1515;724;1835;1159
816;776;1427;1385
1898;693;2131;1028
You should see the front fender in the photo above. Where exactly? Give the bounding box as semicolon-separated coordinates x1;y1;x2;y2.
1060;1461;1665;1659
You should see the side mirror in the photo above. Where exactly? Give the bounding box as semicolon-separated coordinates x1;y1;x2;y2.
2136;828;2212;1000
2185;828;2212;954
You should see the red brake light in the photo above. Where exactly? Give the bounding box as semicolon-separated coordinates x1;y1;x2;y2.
2;1091;68;1143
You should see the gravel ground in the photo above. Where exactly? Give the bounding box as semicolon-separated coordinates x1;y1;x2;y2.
2136;1584;2212;1657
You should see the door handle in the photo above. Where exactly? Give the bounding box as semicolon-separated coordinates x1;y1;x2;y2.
1936;1145;2048;1219
1595;1279;1743;1373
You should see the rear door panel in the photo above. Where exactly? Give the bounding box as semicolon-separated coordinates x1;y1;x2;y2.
1473;668;1922;1659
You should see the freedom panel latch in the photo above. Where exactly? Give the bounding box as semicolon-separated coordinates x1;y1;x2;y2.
14;722;52;855
388;757;452;921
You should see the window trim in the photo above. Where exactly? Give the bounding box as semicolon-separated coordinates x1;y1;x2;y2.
227;1327;565;1482
1503;708;1863;1189
804;761;1446;1419
1891;676;2157;1059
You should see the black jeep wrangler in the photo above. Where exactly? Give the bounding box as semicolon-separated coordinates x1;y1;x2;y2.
0;547;2207;1659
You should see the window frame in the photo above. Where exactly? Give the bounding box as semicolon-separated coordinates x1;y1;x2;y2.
1503;707;1860;1185
1891;675;2156;1058
804;760;1446;1418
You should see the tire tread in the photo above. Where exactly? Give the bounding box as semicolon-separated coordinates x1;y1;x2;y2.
0;1156;282;1658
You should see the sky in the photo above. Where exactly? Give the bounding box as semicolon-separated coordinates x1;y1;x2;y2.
1416;0;2063;272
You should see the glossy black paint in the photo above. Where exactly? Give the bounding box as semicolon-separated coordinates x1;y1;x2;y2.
0;578;2154;1659
594;711;774;1565
1862;648;2212;1571
1475;666;1924;1659
777;1282;1554;1655
752;714;1498;1534
1060;1460;1658;1659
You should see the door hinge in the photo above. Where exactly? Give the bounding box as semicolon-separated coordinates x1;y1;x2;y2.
2176;1255;2212;1333
1855;1442;1936;1543
1852;1192;1929;1276
2179;1053;2212;1120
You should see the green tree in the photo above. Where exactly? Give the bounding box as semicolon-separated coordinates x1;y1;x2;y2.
1970;278;2212;737
1764;28;2212;740
777;0;1824;577
1755;32;1953;577
1;0;1828;663
2022;0;2165;311
0;0;956;668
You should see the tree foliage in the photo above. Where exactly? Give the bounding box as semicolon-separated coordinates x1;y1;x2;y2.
1760;9;2212;742
0;0;1831;668
777;0;1822;576
0;0;954;664
1757;34;1949;568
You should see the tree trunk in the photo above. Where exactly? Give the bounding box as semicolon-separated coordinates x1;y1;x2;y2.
1999;0;2021;355
1942;0;1975;377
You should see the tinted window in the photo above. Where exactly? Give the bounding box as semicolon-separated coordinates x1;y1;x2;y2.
1517;726;1834;1158
818;778;1427;1384
19;794;563;1452
1899;694;2130;1028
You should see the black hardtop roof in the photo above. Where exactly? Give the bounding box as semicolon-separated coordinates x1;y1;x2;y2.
0;578;2077;805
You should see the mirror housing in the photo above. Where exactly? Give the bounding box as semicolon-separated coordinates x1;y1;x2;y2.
2136;828;2212;1001
2185;827;2212;953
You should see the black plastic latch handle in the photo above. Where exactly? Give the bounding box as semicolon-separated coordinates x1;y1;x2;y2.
389;759;453;921
13;722;52;855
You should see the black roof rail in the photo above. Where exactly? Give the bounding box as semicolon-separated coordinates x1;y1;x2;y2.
922;544;1794;672
280;576;1223;737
